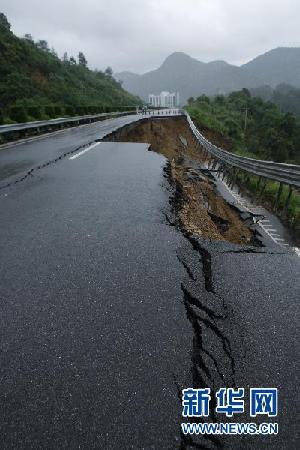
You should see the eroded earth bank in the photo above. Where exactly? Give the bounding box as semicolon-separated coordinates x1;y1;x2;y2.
104;116;260;246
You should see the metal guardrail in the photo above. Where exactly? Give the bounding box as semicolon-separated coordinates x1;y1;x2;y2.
0;108;183;136
0;110;136;135
185;112;300;189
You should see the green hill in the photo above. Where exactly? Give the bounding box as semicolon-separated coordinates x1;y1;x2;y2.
0;13;140;123
187;89;300;164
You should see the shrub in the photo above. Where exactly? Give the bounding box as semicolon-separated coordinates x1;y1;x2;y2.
53;105;62;117
9;106;28;123
27;106;42;120
65;106;75;116
44;105;55;118
75;106;85;116
96;105;104;114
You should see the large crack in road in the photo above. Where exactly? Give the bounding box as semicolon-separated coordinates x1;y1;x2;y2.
103;117;262;246
102;116;299;449
0;116;298;449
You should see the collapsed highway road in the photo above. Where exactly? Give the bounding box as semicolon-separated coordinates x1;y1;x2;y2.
0;114;299;449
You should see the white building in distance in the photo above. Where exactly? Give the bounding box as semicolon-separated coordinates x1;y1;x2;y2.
148;91;180;108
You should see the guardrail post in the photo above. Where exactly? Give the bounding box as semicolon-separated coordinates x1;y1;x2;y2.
257;176;262;190
230;168;238;188
212;159;218;170
284;186;293;214
217;163;223;177
259;180;267;198
221;166;227;181
274;182;283;211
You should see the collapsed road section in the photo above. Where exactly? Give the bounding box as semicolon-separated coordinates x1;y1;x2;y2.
103;116;263;246
102;116;300;449
0;114;299;449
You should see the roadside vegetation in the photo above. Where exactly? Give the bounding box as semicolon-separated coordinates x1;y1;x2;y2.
251;83;300;118
186;89;300;236
0;13;140;125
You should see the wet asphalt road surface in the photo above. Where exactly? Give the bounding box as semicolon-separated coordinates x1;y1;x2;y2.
0;142;192;448
0;124;299;449
0;114;144;187
179;237;300;449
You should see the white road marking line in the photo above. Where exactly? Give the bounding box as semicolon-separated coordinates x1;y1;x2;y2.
69;142;101;160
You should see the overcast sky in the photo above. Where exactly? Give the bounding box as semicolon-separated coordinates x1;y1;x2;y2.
2;0;300;73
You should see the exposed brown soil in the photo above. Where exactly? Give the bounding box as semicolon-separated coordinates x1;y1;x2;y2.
115;117;205;162
109;117;255;245
199;126;233;151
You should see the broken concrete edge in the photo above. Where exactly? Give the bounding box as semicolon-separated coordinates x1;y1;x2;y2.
188;234;291;255
103;118;273;247
2;114;291;254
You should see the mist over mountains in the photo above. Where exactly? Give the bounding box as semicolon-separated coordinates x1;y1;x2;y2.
116;48;300;104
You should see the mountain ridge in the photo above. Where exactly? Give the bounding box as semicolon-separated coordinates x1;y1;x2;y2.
116;47;300;104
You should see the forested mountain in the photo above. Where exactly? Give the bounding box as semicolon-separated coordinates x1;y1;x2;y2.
116;48;300;104
0;13;139;122
250;84;300;117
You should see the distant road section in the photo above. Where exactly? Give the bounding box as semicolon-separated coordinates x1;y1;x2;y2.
0;110;181;187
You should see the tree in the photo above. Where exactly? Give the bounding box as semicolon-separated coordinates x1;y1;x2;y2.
37;40;49;52
78;52;87;67
197;95;210;104
105;67;113;78
69;56;77;65
242;88;251;97
63;52;69;63
50;47;58;58
215;95;225;105
0;13;11;31
24;33;33;42
280;112;297;135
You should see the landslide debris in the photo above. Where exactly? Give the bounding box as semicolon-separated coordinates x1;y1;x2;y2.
106;117;256;245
